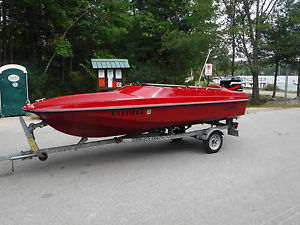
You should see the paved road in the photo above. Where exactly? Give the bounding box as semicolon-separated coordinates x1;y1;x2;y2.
243;89;297;99
0;108;300;225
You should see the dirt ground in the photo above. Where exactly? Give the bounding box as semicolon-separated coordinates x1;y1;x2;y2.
245;107;282;114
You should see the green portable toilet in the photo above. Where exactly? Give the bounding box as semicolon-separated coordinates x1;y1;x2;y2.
0;64;28;117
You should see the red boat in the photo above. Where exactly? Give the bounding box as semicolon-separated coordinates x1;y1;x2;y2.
23;84;248;138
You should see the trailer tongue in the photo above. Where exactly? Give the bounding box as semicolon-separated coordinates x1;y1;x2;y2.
0;117;240;172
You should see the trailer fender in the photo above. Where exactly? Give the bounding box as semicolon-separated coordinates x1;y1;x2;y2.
197;128;224;141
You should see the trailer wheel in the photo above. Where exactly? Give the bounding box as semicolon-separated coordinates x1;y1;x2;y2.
203;131;223;154
171;126;185;142
38;153;48;161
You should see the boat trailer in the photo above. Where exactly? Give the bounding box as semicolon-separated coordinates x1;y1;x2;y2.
0;117;239;172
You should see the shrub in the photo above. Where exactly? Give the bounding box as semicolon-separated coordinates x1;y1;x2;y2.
263;84;281;91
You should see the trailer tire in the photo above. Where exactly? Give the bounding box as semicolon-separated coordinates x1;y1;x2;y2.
203;131;223;154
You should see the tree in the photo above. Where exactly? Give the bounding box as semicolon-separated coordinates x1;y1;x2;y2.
264;0;300;98
0;0;221;99
220;0;238;76
126;0;218;84
230;0;280;103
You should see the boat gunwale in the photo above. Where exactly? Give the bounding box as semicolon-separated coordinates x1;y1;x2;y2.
24;99;248;114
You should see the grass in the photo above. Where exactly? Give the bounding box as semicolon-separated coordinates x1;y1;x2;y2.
244;87;297;94
247;102;300;108
246;94;300;108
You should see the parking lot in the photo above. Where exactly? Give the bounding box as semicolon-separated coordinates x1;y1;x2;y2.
0;108;299;225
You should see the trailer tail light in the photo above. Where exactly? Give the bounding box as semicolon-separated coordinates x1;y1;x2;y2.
234;122;239;129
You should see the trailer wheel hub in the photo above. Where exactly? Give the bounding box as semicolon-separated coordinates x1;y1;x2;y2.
209;134;222;150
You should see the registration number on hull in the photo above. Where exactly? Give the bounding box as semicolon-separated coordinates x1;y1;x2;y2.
112;109;152;117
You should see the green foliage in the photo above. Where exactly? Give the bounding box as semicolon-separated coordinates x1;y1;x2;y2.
70;70;97;94
55;38;73;57
235;61;252;76
263;1;300;63
6;0;293;100
124;0;216;84
263;84;281;92
127;62;163;83
27;68;47;100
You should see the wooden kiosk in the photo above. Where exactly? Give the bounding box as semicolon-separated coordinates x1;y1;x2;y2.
91;59;130;91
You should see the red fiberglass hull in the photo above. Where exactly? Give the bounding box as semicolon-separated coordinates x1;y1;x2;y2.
23;85;248;137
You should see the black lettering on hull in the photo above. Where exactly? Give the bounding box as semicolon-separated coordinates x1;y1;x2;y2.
112;109;145;117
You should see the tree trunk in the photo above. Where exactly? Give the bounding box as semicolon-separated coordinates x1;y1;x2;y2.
70;55;73;73
0;0;2;64
297;60;300;97
272;61;279;99
252;69;260;102
231;0;236;77
252;0;260;103
62;56;65;82
231;34;235;76
2;0;7;64
251;44;260;103
9;0;13;63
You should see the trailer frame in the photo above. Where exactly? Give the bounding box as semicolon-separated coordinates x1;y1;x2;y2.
0;117;239;172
